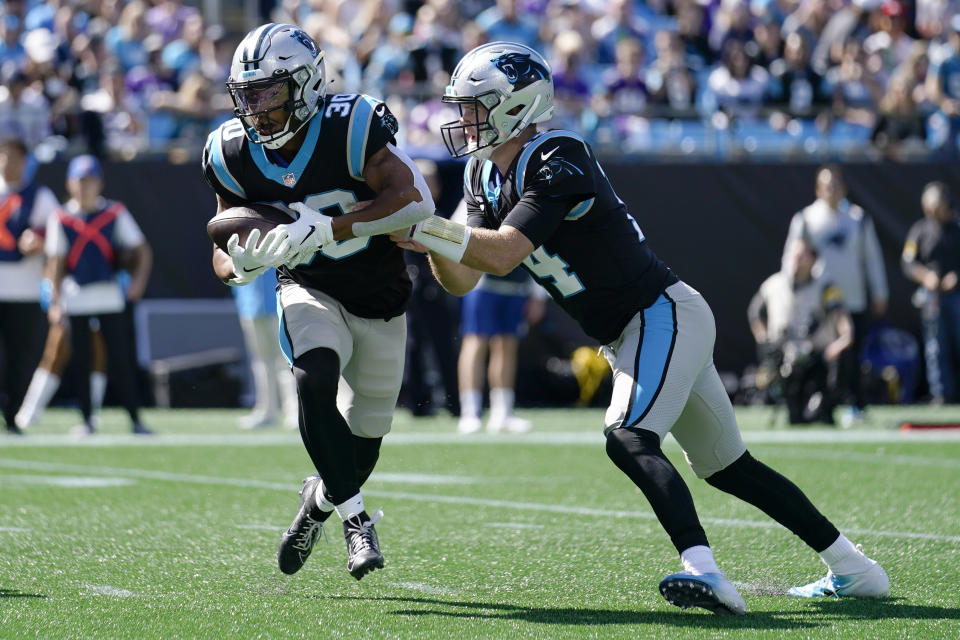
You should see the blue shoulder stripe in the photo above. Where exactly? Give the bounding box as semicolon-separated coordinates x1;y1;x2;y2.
463;156;475;196
516;130;588;193
346;95;379;181
205;125;246;200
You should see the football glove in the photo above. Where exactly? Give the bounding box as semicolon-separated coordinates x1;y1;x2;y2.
282;201;335;254
226;227;286;286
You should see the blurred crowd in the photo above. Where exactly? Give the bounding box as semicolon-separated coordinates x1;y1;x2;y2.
5;0;960;161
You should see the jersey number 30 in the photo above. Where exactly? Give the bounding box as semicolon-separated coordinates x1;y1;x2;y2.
522;247;584;298
303;190;370;260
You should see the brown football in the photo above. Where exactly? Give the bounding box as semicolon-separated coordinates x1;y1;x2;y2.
206;203;295;253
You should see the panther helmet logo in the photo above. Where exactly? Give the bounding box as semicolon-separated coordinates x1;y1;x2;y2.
492;53;549;90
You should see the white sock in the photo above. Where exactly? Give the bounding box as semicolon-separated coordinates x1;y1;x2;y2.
819;534;871;575
460;389;482;419
16;369;60;427
90;372;107;414
489;387;515;418
312;479;335;512
334;493;365;521
680;545;721;575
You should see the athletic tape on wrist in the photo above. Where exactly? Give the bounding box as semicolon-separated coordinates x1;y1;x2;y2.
411;216;471;263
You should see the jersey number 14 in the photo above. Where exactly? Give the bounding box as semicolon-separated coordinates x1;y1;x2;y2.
522;247;584;298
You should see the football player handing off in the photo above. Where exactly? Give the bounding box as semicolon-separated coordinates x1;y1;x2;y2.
396;42;889;613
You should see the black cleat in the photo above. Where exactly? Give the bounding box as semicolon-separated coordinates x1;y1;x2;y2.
343;509;384;580
277;476;332;575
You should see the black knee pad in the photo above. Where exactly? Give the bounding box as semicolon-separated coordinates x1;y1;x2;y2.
705;451;754;491
606;426;663;466
354;436;382;485
292;348;340;401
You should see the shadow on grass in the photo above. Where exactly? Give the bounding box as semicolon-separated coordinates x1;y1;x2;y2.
329;595;816;630
806;597;960;621
0;588;46;599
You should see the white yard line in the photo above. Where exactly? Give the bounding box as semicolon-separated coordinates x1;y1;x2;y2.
4;429;960;448
85;585;138;597
0;457;956;543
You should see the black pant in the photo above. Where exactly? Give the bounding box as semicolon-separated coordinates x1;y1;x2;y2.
0;301;44;428
69;311;140;425
783;351;837;424
839;311;869;409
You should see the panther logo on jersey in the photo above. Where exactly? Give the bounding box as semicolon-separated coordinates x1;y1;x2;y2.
536;156;582;185
375;103;399;136
492;53;549;90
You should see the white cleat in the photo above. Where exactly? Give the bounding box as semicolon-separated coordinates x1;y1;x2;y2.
658;571;747;615
457;417;483;435
487;415;531;434
788;562;889;598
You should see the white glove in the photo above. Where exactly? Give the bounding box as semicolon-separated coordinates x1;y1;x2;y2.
225;227;286;286
285;202;335;253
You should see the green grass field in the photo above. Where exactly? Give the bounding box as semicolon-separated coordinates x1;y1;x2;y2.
2;406;959;639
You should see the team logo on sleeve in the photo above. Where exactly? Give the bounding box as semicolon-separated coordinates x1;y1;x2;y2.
536;156;583;185
375;103;399;135
492;53;549;90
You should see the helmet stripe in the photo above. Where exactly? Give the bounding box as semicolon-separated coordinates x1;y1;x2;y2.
252;23;281;69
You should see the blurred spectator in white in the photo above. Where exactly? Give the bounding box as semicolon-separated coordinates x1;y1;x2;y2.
862;1;915;77
0;67;52;149
104;0;149;72
824;38;883;128
476;0;540;46
901;182;960;404
592;0;648;65
647;30;697;111
708;39;770;119
916;0;960;39
927;16;960;157
0;137;60;434
749;238;852;424
782;165;888;417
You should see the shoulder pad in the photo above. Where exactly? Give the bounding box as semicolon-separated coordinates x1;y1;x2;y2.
515;130;590;193
345;94;391;181
203;119;247;200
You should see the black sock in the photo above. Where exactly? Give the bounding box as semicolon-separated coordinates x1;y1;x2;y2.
293;348;358;505
606;427;709;554
706;451;840;552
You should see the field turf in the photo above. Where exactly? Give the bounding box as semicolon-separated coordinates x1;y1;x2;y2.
1;406;959;639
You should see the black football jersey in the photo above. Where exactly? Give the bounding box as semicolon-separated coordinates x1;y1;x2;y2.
202;93;409;319
464;130;677;344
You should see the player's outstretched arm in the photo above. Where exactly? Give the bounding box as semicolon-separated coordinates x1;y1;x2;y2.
398;216;533;295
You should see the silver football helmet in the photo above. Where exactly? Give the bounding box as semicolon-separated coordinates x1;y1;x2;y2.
226;23;327;149
441;42;554;159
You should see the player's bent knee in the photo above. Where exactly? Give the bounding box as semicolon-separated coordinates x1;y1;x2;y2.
292;347;340;400
704;450;755;490
605;426;663;467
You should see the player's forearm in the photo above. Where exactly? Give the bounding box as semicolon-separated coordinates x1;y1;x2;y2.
332;184;434;240
427;252;481;296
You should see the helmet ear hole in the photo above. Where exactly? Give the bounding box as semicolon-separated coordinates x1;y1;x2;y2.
506;104;524;116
